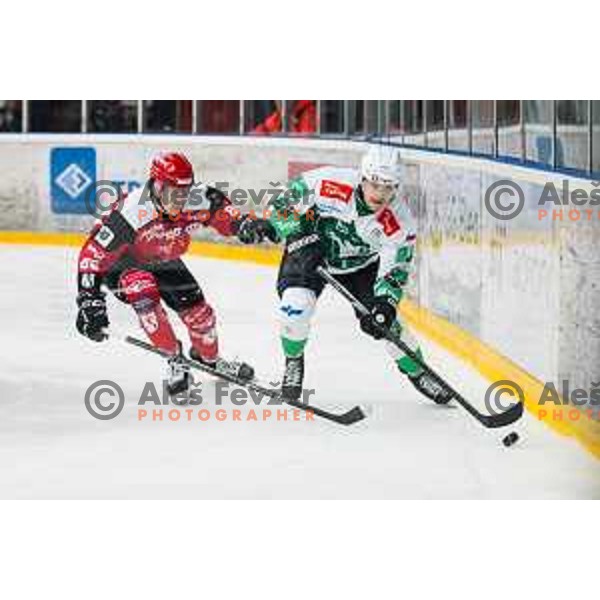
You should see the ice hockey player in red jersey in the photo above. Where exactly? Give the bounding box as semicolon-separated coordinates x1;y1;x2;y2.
76;152;254;395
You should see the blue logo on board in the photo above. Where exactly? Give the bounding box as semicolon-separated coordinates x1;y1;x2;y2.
50;147;97;214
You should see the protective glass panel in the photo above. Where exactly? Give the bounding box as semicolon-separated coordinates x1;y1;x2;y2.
471;100;495;156
284;101;317;134
556;100;589;172
196;101;240;133
523;100;553;167
88;101;137;133
497;100;521;159
320;100;345;134
29;101;81;132
0;101;22;132
426;100;445;149
143;101;192;133
401;100;425;146
244;101;282;133
447;100;468;151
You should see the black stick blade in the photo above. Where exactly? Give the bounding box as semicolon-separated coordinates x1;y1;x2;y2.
285;400;366;425
480;400;524;429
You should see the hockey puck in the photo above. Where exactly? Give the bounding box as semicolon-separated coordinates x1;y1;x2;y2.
502;431;520;447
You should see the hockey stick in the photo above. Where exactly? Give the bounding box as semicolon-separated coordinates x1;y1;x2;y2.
123;335;366;426
317;266;523;429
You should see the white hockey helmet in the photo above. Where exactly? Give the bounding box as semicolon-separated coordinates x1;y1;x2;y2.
360;146;402;187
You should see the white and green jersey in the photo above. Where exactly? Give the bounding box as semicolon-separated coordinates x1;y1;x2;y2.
269;166;417;303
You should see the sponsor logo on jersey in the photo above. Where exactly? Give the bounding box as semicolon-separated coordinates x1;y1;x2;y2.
376;207;401;236
287;233;320;254
139;221;200;244
280;305;304;317
315;203;343;216
320;180;353;203
94;225;115;249
124;279;154;295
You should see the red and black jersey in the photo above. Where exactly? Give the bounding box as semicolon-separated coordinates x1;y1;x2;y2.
77;183;239;293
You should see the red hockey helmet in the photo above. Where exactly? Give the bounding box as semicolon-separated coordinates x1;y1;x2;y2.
150;152;194;187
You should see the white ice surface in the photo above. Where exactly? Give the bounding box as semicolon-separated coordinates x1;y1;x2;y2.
0;245;598;499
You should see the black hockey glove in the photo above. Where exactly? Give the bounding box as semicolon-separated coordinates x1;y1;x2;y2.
236;216;278;245
76;291;109;342
359;296;397;340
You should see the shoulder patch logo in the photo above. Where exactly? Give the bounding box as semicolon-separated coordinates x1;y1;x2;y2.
320;179;353;203
376;207;401;236
280;305;304;317
95;225;115;249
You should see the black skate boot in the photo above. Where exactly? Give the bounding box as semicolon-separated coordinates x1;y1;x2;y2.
408;371;452;405
281;355;304;401
165;342;192;396
190;349;255;383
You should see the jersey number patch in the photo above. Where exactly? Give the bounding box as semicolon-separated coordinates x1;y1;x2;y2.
376;207;401;236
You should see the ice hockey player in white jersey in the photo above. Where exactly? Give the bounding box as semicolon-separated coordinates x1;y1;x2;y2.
236;145;451;404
